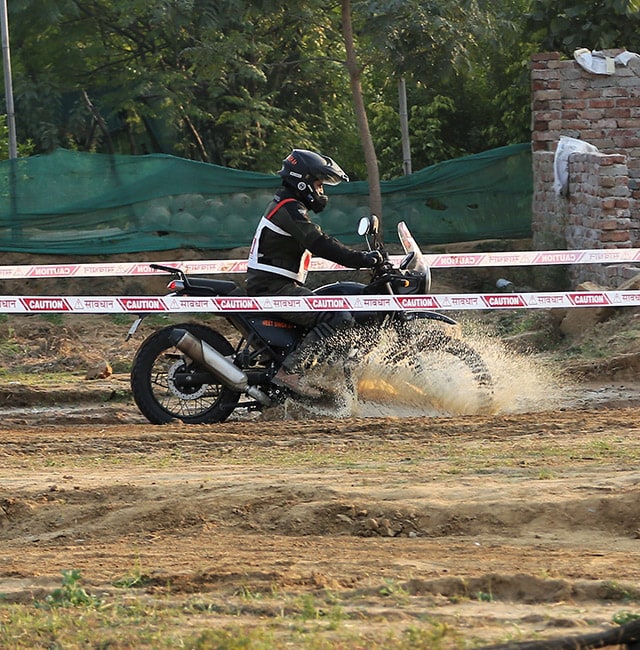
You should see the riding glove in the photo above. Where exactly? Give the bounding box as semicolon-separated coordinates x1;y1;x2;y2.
361;250;384;268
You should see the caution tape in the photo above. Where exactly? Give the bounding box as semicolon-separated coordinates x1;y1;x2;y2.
424;248;640;268
1;247;640;279
0;259;247;280
2;291;640;313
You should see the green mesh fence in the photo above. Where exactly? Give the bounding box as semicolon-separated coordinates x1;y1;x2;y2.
0;143;531;255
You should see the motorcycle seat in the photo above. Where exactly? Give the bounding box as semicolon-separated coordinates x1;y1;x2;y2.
186;278;239;296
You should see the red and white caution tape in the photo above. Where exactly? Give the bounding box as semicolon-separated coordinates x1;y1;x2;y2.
0;259;248;279
1;247;640;279
2;291;639;314
424;248;640;268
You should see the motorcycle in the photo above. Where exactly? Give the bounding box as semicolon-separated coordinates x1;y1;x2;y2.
128;217;493;424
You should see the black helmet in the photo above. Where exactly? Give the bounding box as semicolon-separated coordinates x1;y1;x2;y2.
279;149;349;213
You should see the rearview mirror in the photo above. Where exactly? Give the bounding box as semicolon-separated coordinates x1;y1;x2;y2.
357;215;379;237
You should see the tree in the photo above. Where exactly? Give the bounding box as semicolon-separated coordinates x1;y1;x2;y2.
527;0;640;53
7;0;358;170
4;0;537;180
341;0;382;220
357;0;534;177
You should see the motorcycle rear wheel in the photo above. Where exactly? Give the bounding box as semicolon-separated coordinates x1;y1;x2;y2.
131;323;241;424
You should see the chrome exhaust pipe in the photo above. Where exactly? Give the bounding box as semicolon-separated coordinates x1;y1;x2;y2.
168;329;272;407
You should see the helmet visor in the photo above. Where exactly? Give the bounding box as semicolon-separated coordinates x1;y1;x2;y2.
317;156;349;185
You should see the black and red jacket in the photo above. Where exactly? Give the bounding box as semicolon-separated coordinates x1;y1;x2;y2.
247;189;369;284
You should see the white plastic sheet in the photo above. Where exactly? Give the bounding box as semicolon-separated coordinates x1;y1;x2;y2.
553;136;599;196
574;48;640;75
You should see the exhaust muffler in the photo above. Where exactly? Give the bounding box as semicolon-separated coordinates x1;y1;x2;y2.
168;329;272;407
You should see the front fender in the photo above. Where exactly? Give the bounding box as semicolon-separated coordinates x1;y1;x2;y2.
403;311;461;337
406;310;458;326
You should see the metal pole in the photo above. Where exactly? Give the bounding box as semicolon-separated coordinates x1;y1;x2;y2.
0;0;17;159
398;76;412;175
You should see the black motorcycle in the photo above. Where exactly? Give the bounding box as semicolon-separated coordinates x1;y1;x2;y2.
129;217;493;424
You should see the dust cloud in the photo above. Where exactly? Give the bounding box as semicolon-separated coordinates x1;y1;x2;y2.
295;319;564;419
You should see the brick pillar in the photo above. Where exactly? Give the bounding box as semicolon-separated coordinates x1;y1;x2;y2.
568;152;636;285
530;51;640;287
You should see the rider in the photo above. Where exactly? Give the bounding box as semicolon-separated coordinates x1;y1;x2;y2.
246;149;382;398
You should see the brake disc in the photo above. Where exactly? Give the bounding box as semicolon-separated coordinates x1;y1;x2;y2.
166;360;209;400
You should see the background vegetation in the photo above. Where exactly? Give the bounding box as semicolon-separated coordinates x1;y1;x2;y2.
4;0;640;179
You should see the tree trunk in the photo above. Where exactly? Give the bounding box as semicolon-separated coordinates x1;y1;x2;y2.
81;90;115;154
341;0;383;233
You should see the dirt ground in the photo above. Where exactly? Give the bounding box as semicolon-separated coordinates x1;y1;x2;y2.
1;256;640;647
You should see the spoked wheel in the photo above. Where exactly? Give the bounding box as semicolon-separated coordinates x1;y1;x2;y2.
131;323;241;424
383;320;495;414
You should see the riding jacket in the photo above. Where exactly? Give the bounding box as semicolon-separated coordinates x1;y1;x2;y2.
247;189;370;284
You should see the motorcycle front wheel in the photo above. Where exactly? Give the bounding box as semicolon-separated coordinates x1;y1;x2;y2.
386;320;495;414
131;323;241;424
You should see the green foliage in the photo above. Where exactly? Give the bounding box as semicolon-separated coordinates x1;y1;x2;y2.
3;0;575;177
0;116;34;159
8;0;352;170
43;569;102;608
39;313;64;326
527;0;640;54
112;561;152;588
402;622;456;650
189;628;276;649
613;611;640;625
476;590;494;602
6;0;538;176
602;580;640;602
359;0;535;173
378;579;410;603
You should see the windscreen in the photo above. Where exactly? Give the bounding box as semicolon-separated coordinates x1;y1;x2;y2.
397;221;432;291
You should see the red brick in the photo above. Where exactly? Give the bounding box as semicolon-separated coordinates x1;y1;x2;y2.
609;108;632;118
600;230;630;242
581;109;605;120
531;131;556;141
537;89;562;101
615;98;640;107
593;119;619;130
563;119;591;130
573;89;603;99
598;155;626;165
614;136;640;148
589;99;616;109
603;87;630;97
617;118;640;128
531;52;561;62
563;100;586;110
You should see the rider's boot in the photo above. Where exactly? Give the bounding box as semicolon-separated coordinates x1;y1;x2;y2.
271;322;337;399
272;367;323;399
